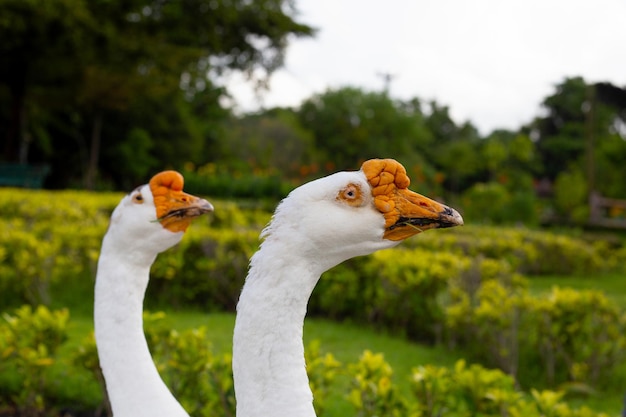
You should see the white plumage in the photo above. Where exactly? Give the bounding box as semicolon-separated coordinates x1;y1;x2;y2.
233;159;463;417
94;171;212;417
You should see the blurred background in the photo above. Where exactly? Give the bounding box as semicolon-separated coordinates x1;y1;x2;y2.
1;0;626;228
2;1;626;416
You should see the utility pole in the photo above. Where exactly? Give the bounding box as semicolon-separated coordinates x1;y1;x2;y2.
585;84;597;222
376;72;396;95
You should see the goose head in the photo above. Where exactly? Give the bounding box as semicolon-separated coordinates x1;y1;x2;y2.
106;170;213;255
261;159;463;271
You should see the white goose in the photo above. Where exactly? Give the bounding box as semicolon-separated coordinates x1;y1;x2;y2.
233;158;463;417
94;171;212;417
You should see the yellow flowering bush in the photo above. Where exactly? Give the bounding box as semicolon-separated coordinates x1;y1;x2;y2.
0;305;69;416
1;187;625;402
347;350;407;417
532;287;626;385
410;360;610;417
0;305;615;417
305;340;342;416
406;225;620;275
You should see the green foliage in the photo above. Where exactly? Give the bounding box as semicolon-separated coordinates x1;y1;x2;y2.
305;340;342;416
363;248;469;340
0;222;61;306
1;188;626;413
483;139;508;175
595;133;626;198
553;167;589;224
149;226;260;310
72;332;110;416
446;279;529;377
533;77;589;181
0;305;69;416
0;188;116;308
310;247;469;341
149;325;236;417
219;110;317;178
182;162;295;200
110;128;158;182
446;278;626;389
297;88;434;174
410;360;610;417
0;0;313;188
462;182;539;226
533;287;626;386
462;182;514;224
347;350;406;417
0;305;618;417
407;226;618;276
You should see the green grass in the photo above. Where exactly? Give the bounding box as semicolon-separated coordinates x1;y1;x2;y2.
158;310;461;369
526;272;626;415
527;272;626;308
147;310;462;398
59;310;623;416
57;311;462;417
152;311;464;417
10;269;626;416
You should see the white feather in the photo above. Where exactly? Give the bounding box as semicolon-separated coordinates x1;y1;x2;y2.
233;170;401;417
94;184;189;417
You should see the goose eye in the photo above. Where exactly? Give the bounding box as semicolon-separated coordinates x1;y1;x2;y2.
337;183;364;207
132;193;144;204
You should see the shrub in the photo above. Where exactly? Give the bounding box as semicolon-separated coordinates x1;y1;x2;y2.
99;313;340;417
182;164;294;200
532;287;626;386
446;279;626;390
410;360;610;417
407;226;620;276
461;182;539;226
363;248;469;341
149;227;259;310
0;189;114;308
0;305;69;416
0;306;615;417
347;350;407;417
1;188;626;398
553;168;589;225
445;280;531;378
73;332;110;416
150;327;236;417
305;340;342;416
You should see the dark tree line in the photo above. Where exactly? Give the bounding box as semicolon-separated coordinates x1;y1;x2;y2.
2;0;626;228
0;0;312;189
220;79;626;225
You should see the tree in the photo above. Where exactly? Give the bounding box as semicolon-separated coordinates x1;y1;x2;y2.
220;109;316;177
531;77;598;182
297;87;433;174
0;0;93;164
0;0;313;188
553;167;588;224
423;101;481;193
592;82;626;198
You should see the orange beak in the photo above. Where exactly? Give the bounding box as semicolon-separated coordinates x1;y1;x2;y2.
362;158;463;241
382;187;463;241
149;171;213;233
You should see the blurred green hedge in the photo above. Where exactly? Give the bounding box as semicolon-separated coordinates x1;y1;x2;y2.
0;306;613;417
1;188;626;395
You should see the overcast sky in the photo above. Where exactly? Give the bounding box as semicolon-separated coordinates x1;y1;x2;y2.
224;0;626;135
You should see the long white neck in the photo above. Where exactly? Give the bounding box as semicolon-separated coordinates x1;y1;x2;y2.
233;236;325;417
94;235;189;417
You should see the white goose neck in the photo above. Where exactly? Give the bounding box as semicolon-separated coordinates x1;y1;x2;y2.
94;234;188;417
233;236;324;417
